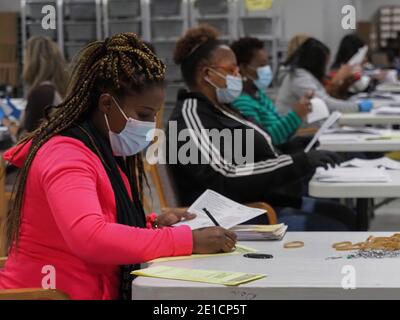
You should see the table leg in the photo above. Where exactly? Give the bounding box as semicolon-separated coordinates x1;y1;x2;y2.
356;199;370;231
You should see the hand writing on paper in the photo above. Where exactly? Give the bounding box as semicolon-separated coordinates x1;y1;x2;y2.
193;227;237;254
158;207;196;227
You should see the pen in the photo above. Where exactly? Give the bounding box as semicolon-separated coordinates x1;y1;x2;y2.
202;208;220;226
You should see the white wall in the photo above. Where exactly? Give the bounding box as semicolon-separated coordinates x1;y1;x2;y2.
267;0;358;56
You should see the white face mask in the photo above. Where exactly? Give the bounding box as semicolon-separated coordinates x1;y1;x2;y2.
104;96;156;156
249;65;273;90
205;68;243;104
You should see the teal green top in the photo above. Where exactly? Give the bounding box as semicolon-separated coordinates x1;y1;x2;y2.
233;89;302;145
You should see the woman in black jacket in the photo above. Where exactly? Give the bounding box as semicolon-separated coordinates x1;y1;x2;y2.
166;25;355;231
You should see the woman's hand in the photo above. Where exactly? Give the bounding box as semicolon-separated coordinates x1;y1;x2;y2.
192;227;237;254
332;64;354;84
157;207;197;227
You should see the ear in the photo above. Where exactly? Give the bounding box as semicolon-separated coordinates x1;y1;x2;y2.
239;63;250;78
98;93;113;114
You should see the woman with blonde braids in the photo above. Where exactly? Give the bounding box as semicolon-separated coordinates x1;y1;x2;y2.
0;33;236;300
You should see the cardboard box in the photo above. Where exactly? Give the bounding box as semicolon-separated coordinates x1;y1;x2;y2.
0;44;17;63
0;12;18;45
0;62;19;87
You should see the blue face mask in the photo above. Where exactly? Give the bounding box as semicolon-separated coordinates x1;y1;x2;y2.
104;97;156;156
205;69;243;104
250;65;273;91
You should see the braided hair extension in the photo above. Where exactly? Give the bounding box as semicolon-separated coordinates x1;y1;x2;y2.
7;32;165;247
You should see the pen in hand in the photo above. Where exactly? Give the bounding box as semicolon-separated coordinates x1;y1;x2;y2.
202;208;220;227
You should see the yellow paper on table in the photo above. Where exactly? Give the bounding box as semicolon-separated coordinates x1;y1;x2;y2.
149;244;258;263
132;266;266;286
245;0;274;11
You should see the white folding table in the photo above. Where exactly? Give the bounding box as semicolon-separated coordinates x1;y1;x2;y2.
309;171;400;230
132;232;400;300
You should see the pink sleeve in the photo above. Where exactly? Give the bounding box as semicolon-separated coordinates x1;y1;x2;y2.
39;142;193;265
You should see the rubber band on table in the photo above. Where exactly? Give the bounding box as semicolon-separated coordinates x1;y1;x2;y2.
283;241;304;249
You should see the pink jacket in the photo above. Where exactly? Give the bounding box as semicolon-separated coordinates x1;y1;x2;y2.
0;136;193;299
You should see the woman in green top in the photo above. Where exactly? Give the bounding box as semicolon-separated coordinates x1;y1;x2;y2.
231;37;312;146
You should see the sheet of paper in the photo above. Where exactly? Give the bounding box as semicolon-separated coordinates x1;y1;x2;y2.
132;266;266;286
315;167;391;183
148;244;258;263
173;189;265;230
348;45;368;66
307;97;330;124
304;111;342;152
373;106;400;115
319;133;376;143
377;83;400;93
325;126;384;135
341;157;400;170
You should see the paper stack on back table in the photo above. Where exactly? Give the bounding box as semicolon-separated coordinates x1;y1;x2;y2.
315;167;391;183
373;107;400;115
341;157;400;170
319;127;400;143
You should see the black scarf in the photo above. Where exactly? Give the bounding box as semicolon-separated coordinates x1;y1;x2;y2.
61;120;146;300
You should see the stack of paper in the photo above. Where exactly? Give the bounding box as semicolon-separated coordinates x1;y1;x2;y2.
315;167;391;183
148;244;258;263
132;266;266;286
373;106;400;115
319;127;399;143
319;134;375;143
230;224;288;241
377;83;400;93
341;157;400;170
324;126;383;135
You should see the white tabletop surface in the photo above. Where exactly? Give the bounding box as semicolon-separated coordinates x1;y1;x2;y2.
317;135;400;152
132;232;400;300
339;113;400;126
309;170;400;198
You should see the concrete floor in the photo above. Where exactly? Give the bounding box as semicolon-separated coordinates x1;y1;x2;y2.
370;198;400;231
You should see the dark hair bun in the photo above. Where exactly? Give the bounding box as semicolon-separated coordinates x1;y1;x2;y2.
173;25;219;65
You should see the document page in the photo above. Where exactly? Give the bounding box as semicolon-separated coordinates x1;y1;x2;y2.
173;189;265;230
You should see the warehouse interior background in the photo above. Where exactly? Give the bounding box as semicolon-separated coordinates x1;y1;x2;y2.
0;0;400;231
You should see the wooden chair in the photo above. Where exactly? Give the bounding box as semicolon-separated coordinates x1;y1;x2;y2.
0;288;70;300
296;127;318;137
0;157;11;256
0;256;6;268
0;256;69;300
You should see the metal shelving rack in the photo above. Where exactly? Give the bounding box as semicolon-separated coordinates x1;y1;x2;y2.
236;0;281;75
63;0;102;61
102;0;145;40
189;0;237;43
21;0;102;62
21;0;64;55
148;0;189;122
